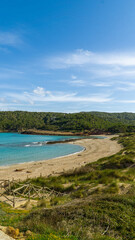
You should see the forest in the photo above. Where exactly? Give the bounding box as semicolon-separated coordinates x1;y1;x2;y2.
0;111;135;133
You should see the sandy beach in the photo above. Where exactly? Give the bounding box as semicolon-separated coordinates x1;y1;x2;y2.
0;135;121;181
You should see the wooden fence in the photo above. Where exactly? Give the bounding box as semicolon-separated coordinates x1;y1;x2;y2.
0;179;63;207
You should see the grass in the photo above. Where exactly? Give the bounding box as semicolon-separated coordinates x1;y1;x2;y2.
27;233;78;240
21;193;135;240
0;202;28;227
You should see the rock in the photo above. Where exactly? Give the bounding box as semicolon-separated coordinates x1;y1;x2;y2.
14;168;24;172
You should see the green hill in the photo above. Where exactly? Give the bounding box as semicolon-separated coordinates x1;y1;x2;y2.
0;111;135;133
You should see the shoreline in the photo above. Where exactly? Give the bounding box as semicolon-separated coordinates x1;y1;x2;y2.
0;135;121;181
20;129;110;136
0;145;86;169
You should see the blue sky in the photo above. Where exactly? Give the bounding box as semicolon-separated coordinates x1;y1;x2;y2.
1;0;135;112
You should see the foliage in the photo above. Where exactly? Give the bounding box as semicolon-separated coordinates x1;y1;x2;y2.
0;202;27;227
1;111;135;133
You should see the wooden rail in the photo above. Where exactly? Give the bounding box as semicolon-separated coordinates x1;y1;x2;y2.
0;179;64;207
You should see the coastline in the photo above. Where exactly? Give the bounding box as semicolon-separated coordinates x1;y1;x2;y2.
0;135;121;181
20;129;109;136
1;145;86;168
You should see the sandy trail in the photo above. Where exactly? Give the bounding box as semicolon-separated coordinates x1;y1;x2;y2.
0;230;14;240
0;135;121;181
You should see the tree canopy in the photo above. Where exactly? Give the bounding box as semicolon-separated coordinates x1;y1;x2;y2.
0;111;135;133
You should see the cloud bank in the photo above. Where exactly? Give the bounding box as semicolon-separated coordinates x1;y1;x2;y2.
46;49;135;79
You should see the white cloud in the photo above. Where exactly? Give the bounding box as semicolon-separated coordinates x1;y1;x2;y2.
46;49;135;79
33;87;52;97
0;68;24;80
115;81;135;91
90;67;135;78
91;82;112;87
0;31;22;47
47;49;135;68
118;100;135;103
69;79;86;86
33;87;45;96
46;49;93;69
30;93;111;103
3;87;112;105
71;75;77;79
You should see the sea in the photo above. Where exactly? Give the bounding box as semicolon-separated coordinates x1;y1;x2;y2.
0;133;85;166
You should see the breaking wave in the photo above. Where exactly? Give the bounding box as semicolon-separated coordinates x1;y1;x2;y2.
24;141;48;147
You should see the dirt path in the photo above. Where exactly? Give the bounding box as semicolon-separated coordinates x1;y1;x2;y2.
0;193;37;209
0;230;14;240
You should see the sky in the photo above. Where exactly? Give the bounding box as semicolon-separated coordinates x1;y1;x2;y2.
1;0;135;113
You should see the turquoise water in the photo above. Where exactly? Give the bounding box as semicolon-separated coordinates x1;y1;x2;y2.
0;133;84;166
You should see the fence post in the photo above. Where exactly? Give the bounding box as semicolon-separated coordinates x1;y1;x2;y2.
13;193;15;208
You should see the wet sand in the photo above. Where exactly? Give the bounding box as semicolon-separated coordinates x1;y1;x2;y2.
0;135;121;181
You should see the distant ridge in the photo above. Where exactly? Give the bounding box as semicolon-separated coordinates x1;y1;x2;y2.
0;111;135;134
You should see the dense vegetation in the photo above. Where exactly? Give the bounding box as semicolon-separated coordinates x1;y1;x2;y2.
0;111;135;133
0;133;135;239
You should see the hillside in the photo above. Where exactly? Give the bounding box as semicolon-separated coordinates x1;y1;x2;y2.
0;133;134;240
0;111;135;133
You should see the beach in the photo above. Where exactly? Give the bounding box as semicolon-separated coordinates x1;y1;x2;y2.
0;135;121;181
